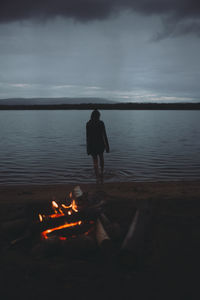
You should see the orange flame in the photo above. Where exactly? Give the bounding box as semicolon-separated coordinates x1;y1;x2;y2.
71;199;78;212
41;221;82;239
39;193;81;240
38;214;43;222
49;212;65;219
61;199;78;213
52;201;58;208
59;237;67;241
61;204;69;209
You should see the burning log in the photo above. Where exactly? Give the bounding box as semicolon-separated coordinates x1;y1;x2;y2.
33;202;105;234
42;220;95;240
32;185;107;252
2;186;115;259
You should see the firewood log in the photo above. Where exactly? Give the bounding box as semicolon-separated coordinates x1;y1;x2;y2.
120;208;153;266
96;218;109;244
33;203;104;233
121;208;152;251
99;213;121;241
45;220;94;239
121;210;140;250
96;218;113;252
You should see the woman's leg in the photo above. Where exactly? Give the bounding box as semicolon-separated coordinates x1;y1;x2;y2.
92;155;99;182
99;153;104;180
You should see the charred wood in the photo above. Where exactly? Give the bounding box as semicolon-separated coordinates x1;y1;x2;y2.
45;221;95;239
96;218;113;252
33;203;105;233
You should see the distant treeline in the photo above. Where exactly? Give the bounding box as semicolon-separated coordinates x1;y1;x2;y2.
0;103;200;110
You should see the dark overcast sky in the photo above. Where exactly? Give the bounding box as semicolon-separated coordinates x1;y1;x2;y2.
0;0;200;102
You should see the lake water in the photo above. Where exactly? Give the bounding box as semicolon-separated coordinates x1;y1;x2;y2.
0;110;200;185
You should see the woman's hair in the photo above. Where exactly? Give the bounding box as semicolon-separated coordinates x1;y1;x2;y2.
91;109;100;122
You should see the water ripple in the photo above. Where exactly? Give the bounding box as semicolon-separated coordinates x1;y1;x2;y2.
0;110;200;185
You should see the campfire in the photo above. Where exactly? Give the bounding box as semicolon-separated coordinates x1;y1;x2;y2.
38;187;96;241
2;185;154;264
36;186;109;249
1;185;123;258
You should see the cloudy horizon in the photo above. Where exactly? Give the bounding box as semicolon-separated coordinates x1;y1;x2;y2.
1;0;200;102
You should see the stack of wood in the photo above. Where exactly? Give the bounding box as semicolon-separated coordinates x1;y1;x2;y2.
0;187;122;258
1;187;154;267
33;186;122;257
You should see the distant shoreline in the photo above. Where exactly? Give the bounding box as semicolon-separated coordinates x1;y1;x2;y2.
0;102;200;110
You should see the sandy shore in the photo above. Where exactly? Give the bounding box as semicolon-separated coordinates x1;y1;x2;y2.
1;180;200;204
1;180;200;300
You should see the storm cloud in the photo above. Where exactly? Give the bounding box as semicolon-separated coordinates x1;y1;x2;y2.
1;1;200;100
1;0;200;23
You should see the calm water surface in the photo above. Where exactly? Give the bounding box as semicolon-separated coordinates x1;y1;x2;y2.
0;110;200;185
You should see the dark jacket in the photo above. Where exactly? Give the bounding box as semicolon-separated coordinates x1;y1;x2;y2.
86;120;109;155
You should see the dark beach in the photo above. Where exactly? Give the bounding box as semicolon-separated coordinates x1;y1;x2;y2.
0;180;200;299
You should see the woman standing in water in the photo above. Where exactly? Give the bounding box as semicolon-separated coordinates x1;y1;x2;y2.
86;109;110;183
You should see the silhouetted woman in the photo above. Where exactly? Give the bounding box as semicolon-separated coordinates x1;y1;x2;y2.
86;109;110;183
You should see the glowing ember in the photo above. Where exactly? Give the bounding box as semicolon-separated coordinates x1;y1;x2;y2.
71;199;78;212
59;237;67;241
48;212;65;219
38;187;96;241
61;204;68;209
38;190;84;240
60;199;78;212
41;221;82;240
52;201;58;208
38;214;43;222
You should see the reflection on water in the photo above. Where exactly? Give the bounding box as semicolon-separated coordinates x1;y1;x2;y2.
0;110;200;185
